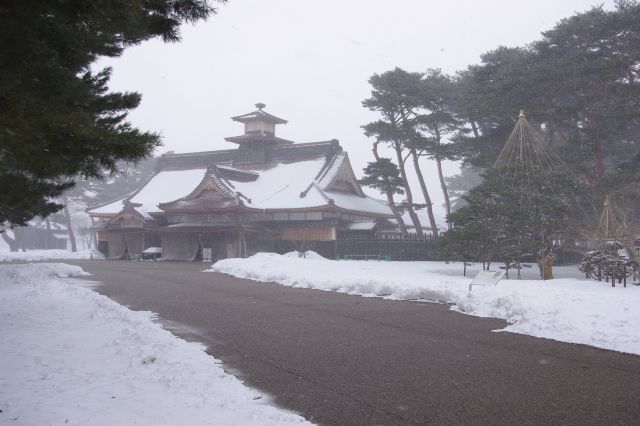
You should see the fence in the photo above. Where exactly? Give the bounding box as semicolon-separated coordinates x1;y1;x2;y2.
336;238;437;261
274;237;437;261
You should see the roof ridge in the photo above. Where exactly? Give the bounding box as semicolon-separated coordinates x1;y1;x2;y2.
273;139;339;148
231;108;287;124
314;152;341;184
161;149;236;158
312;183;335;205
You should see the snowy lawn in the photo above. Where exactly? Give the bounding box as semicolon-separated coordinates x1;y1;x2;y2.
0;262;310;425
0;248;104;262
209;252;640;356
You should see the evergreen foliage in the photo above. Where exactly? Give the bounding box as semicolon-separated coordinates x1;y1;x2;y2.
443;165;581;277
363;68;426;237
359;159;405;196
362;68;461;237
449;1;640;206
359;158;413;235
0;0;217;225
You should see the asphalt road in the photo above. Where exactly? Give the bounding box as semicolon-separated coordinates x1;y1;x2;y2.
67;260;640;425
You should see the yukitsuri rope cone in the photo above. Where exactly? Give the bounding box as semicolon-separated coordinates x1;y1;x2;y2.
580;196;637;282
595;196;626;242
494;110;566;173
492;110;569;279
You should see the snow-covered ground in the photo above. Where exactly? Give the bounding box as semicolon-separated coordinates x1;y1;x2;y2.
0;262;310;425
209;252;640;356
0;248;104;262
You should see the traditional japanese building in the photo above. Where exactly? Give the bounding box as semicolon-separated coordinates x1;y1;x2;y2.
88;104;394;260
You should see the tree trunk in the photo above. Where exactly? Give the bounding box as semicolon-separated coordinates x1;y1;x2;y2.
537;255;555;280
385;192;408;236
62;194;77;252
393;142;423;237
435;157;451;227
1;230;18;251
45;218;51;249
470;120;480;139
433;127;451;229
1;226;25;252
90;218;98;250
594;139;605;180
373;142;408;236
411;149;438;239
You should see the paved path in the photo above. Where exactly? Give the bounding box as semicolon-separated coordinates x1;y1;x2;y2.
68;260;640;425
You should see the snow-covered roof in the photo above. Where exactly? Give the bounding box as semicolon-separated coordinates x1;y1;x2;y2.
231;107;287;124
392;211;437;231
88;194;130;216
229;158;391;215
233;159;327;209
87;169;207;218
346;221;377;231
28;220;67;231
89;148;392;219
317;153;346;188
323;190;390;215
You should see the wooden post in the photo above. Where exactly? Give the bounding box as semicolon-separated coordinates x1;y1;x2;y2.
62;194;77;252
598;265;602;281
612;265;615;288
618;264;622;284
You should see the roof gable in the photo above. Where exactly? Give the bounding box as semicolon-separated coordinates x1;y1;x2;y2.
184;167;236;200
316;153;365;197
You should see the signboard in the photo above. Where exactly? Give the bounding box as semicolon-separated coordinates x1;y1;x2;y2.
202;248;213;262
469;270;506;291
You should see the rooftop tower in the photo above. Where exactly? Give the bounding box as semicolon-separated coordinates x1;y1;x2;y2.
225;103;293;148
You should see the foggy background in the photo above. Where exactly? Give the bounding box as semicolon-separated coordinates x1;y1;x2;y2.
96;0;614;225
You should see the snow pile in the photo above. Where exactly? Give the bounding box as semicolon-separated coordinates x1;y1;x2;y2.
0;248;104;262
283;250;325;260
0;262;310;425
209;253;640;355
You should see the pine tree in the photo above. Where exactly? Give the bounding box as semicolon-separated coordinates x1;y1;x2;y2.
449;2;640;192
444;165;579;279
0;0;217;226
359;159;407;232
363;68;426;237
414;69;460;228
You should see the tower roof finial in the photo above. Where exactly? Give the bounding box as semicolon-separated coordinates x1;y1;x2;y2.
519;109;526;118
255;102;266;110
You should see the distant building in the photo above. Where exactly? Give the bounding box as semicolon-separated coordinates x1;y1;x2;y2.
88;104;395;260
14;222;69;251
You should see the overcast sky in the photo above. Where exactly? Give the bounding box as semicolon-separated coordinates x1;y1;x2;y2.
98;0;614;224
